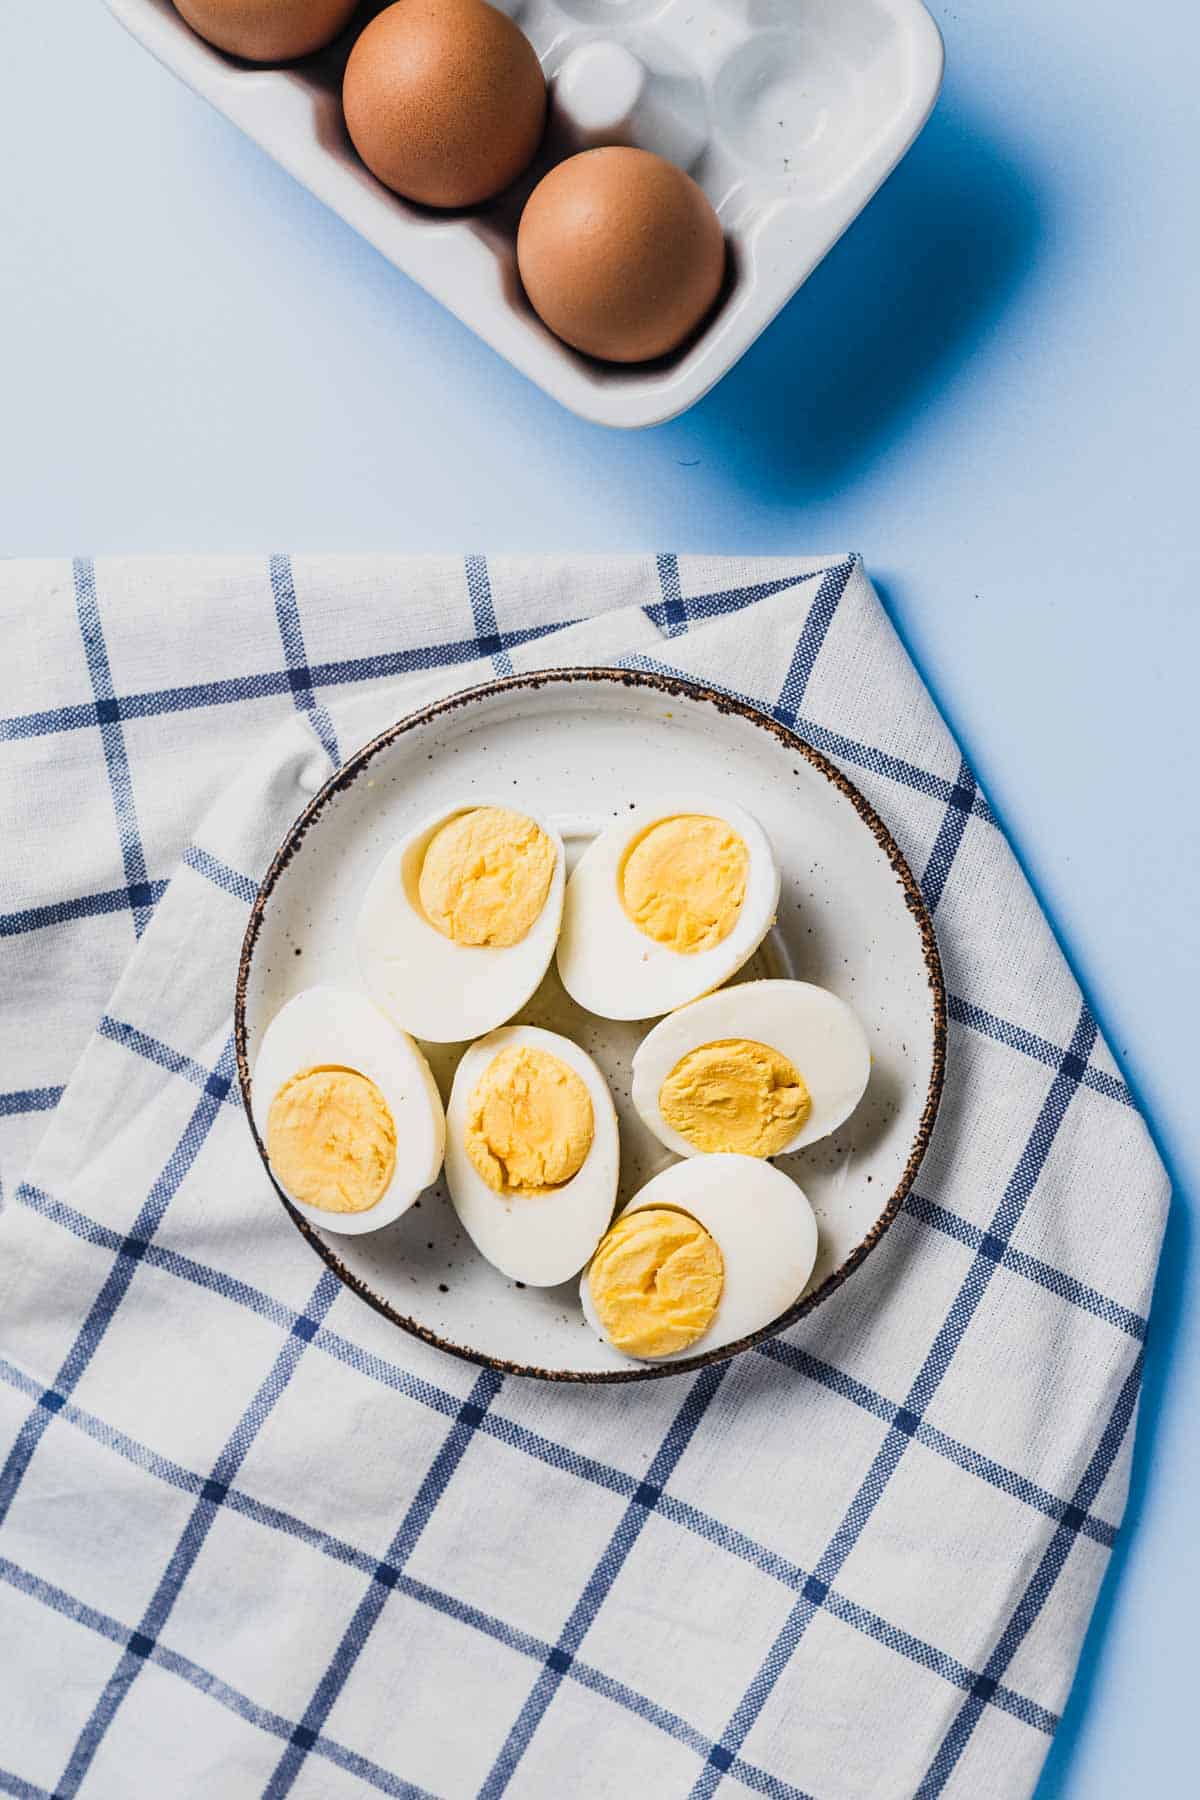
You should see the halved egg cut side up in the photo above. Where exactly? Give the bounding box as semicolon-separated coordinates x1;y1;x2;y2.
251;986;446;1238
356;801;566;1043
556;798;781;1022
631;979;871;1161
581;1156;819;1362
444;1024;620;1288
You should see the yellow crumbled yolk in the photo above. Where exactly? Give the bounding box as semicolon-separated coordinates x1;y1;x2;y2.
466;1045;594;1194
619;814;748;954
588;1208;724;1358
659;1038;811;1157
266;1066;396;1214
418;807;555;947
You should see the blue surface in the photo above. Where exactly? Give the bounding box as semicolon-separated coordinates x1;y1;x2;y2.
2;1;1197;1793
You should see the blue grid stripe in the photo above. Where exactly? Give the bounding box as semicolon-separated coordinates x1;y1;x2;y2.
0;1771;49;1800
0;1526;805;1800
307;625;567;688
641;570;829;635
12;1171;1127;1582
479;1363;729;1800
0;880;169;940
3;586;1023;997
691;1002;1099;1796
756;1338;897;1426
801;726;996;828
915;1418;1115;1552
0;1353;231;1502
921;757;977;913
16;1183;304;1335
0;622;575;746
2;559;1128;1790
647;552;687;636
10;1166;1128;1572
3;1186;1066;1748
476;1405;637;1499
15;1180;456;1412
771;558;857;722
311;1324;472;1423
820;1589;1058;1736
269;554;341;768
181;845;258;906
1002;1244;1147;1338
264;1366;502;1797
15;1184;131;1254
0;601;606;953
96;1015;242;1108
947;992;1133;1106
986;1004;1098;1244
54;1270;341;1796
465;554;515;675
0;1353;815;1799
0;1553;435;1800
617;646;999;834
0;1037;236;1533
756;1338;1118;1548
0;698;99;739
72;558;155;938
0;1085;62;1118
651;1485;1056;1731
0;1351;403;1586
0;565;832;751
0;565;989;852
724;1764;814;1800
0;1333;1057;1751
905;1194;1147;1340
916;1347;1145;1795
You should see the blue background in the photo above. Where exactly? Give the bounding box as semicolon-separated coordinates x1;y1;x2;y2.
2;2;1196;1793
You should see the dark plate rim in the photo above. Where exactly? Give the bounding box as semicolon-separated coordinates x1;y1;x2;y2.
234;666;946;1383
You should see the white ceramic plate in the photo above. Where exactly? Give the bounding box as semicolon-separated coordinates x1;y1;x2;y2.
105;0;944;428
235;669;945;1379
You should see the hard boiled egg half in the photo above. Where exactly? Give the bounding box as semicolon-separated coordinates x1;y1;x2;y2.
357;800;566;1042
631;979;871;1160
556;797;780;1021
444;1024;619;1286
581;1156;819;1362
252;986;445;1237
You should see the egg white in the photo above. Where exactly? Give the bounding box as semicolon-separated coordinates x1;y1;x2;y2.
580;1155;819;1361
631;979;871;1159
444;1024;619;1287
251;986;446;1237
356;798;566;1043
556;796;781;1022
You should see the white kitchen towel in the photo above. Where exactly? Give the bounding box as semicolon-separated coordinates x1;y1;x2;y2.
0;555;1167;1800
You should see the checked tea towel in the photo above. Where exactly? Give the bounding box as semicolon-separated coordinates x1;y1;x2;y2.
0;555;1168;1800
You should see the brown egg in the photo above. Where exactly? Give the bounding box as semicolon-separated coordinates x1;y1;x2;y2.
517;147;726;364
172;0;360;63
343;0;547;209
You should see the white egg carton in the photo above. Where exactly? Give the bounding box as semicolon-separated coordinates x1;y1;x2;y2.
105;0;943;428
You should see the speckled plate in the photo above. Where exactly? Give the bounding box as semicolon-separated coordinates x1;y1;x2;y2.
235;669;945;1381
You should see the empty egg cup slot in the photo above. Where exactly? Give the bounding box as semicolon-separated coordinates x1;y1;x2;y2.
550;36;708;168
711;27;864;191
552;0;670;27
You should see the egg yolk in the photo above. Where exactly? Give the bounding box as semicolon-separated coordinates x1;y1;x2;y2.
466;1045;594;1194
418;807;555;947
619;815;748;954
659;1038;811;1157
588;1207;724;1358
266;1066;396;1214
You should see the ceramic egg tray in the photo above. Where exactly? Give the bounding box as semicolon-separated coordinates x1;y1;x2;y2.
105;0;944;428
